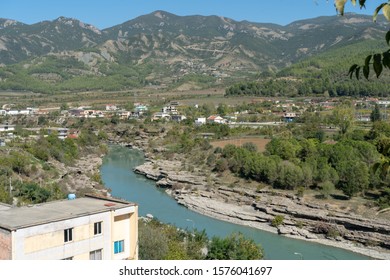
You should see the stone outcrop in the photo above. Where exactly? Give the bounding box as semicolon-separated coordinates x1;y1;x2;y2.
133;158;390;259
134;160;207;188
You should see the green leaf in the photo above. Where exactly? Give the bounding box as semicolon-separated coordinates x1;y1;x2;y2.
373;54;383;78
383;51;390;69
348;64;359;79
365;55;372;67
373;3;387;22
355;66;361;80
386;31;390;46
363;65;370;79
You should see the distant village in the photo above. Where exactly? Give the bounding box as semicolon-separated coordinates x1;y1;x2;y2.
1;96;389;146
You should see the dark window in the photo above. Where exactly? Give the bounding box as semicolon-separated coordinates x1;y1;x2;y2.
64;228;73;242
94;222;102;235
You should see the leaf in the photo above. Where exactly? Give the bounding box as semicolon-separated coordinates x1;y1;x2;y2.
383;51;390;69
335;0;348;15
373;3;387;22
373;162;381;174
355;66;361;80
373;54;383;78
384;4;390;22
365;54;372;67
351;0;356;6
348;64;359;79
359;0;366;9
386;31;390;46
363;65;370;79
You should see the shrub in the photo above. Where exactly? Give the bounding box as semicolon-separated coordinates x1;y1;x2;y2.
271;215;284;227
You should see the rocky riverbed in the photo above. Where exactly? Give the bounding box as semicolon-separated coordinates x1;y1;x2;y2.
134;157;390;260
50;153;108;196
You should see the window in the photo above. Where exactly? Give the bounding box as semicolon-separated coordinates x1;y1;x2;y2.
90;249;102;260
64;228;73;242
94;222;102;235
114;240;124;254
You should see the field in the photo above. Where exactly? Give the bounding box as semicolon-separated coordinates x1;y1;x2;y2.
211;137;271;152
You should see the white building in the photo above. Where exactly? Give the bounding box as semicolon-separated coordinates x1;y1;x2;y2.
0;124;15;133
0;194;138;260
195;117;206;125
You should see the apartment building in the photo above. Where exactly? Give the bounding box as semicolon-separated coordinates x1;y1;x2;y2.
0;194;138;260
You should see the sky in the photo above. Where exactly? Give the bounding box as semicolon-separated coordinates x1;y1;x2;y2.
0;0;386;29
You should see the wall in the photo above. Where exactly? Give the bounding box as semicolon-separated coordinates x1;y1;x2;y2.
0;228;12;260
111;206;138;260
13;212;112;260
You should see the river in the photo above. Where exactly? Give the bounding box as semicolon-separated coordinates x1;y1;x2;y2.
100;145;369;260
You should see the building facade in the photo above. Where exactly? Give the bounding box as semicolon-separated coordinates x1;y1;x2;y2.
0;195;138;260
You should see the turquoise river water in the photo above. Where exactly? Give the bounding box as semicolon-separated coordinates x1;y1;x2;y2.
100;145;369;260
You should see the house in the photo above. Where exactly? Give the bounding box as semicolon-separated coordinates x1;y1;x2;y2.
283;112;297;122
152;112;171;121
207;115;225;124
68;109;84;118
0;123;15;133
106;104;117;111
162;106;178;115
195;117;206;126
0;194;138;260
47;127;69;140
135;105;148;113
171;115;187;122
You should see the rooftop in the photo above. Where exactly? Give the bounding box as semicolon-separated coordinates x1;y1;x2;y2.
0;195;136;231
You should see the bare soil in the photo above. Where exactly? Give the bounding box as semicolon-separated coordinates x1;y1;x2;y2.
211;137;271;152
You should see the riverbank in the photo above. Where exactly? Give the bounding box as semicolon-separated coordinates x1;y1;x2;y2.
133;155;390;260
50;152;108;196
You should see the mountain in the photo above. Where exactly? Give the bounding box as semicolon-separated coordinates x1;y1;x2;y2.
0;11;389;93
0;17;103;64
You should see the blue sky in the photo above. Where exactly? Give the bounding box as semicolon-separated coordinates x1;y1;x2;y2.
0;0;386;29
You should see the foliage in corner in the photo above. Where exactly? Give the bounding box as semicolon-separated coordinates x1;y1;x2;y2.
336;0;390;79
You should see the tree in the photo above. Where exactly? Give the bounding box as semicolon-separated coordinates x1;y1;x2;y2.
206;233;263;260
370;104;382;122
331;104;355;135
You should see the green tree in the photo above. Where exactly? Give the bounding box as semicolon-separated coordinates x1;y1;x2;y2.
206;233;263;260
371;104;382;122
138;220;169;260
331;105;355;135
275;161;304;190
337;161;369;198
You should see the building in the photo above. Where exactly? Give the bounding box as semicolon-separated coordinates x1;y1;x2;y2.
207;115;225;124
195;117;206;125
47;127;69;140
171;115;187;122
283;112;297;122
162;105;178;115
106;104;118;111
0;123;15;133
152;112;171;121
0;194;138;260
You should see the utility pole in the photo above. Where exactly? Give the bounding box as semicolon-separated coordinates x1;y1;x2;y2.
9;177;12;197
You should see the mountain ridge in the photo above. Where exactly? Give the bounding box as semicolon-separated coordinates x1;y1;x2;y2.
0;11;389;94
